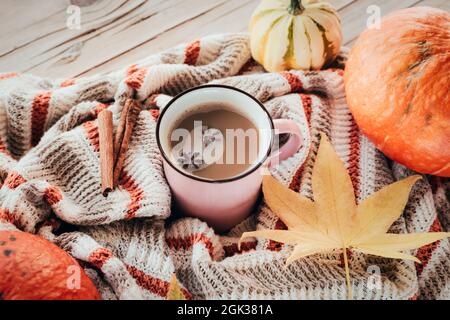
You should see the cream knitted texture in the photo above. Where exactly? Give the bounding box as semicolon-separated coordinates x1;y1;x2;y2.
0;33;448;300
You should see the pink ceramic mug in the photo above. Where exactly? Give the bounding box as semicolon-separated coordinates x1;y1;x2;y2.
156;85;302;232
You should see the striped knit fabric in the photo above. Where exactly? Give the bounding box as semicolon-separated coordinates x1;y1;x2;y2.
0;33;448;300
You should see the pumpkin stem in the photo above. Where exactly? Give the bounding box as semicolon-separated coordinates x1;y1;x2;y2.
289;0;305;15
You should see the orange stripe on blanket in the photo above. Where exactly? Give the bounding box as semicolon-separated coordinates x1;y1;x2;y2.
4;172;26;189
288;161;308;193
415;218;443;276
166;233;215;258
0;72;18;80
223;241;257;257
281;72;303;93
60;79;75;87
31;91;52;146
89;247;114;269
288;162;307;193
348;119;361;198
120;171;144;220
184;40;201;65
409;292;419;300
328;68;344;77
93;103;109;116
288;94;312;192
266;219;288;252
44;185;63;205
0;137;11;156
269;94;313;251
83;121;100;152
126;264;192;299
126;64;147;90
0;208;15;224
299;94;312;124
0;140;6;154
149;109;160;121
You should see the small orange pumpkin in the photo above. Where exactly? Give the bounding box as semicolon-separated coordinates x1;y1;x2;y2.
345;7;450;177
0;230;100;300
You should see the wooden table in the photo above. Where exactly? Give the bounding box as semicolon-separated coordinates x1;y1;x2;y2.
1;0;448;78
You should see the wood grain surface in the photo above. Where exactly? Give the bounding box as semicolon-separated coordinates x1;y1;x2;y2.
0;0;448;78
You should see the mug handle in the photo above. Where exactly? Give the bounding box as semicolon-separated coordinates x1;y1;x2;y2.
267;119;303;167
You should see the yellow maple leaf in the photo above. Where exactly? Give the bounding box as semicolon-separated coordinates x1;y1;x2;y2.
239;133;450;299
166;273;186;300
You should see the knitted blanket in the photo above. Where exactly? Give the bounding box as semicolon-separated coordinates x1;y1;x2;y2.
0;34;449;300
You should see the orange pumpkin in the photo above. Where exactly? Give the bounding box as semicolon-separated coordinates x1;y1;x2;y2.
345;7;450;177
0;230;100;300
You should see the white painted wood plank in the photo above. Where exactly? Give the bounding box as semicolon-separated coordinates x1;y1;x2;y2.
417;0;450;11
0;0;356;77
2;0;232;77
344;0;448;47
0;0;69;47
81;0;260;76
1;0;444;78
340;0;422;45
43;0;353;77
0;0;148;67
82;0;355;76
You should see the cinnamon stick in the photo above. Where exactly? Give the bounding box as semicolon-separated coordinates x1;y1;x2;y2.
98;110;114;196
113;99;141;187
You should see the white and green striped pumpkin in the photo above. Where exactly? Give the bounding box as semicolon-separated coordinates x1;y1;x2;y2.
250;0;342;72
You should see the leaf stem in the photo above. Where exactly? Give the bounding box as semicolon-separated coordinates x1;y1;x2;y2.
343;247;353;300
